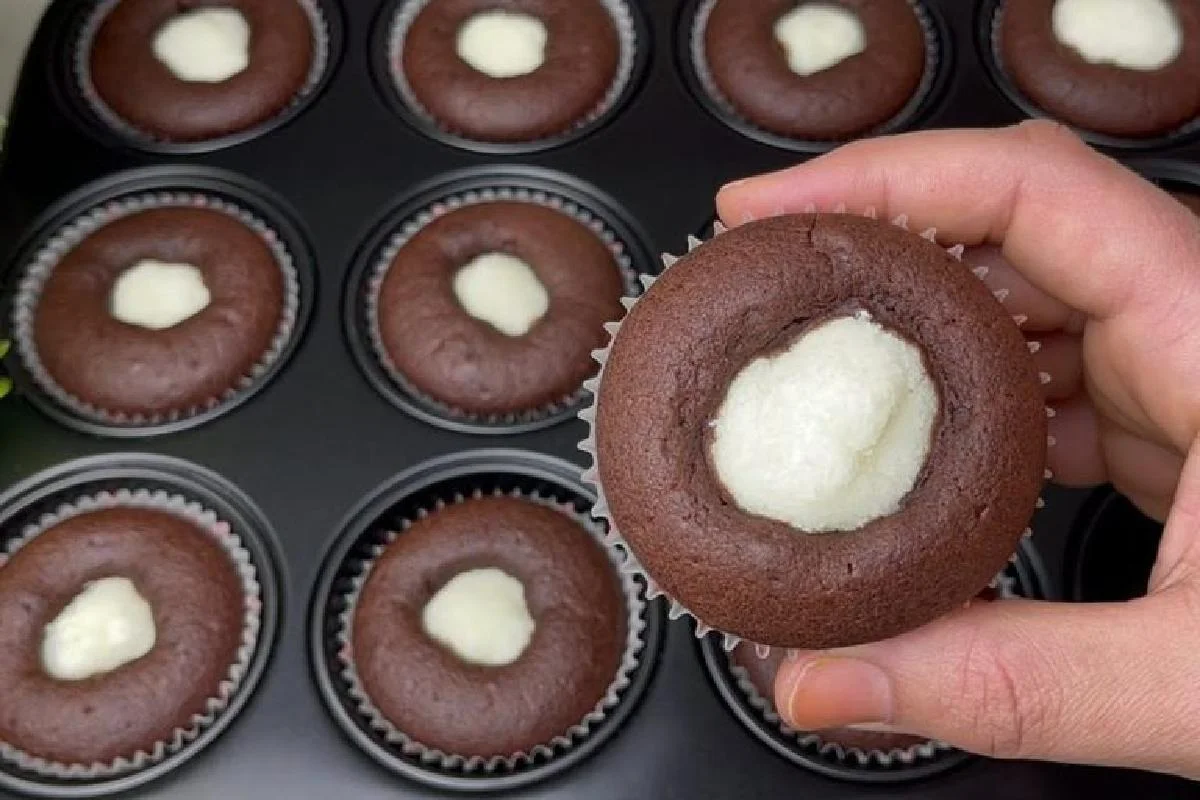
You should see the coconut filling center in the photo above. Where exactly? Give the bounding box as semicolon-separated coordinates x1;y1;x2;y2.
41;577;157;681
708;312;939;533
455;10;548;78
109;259;212;330
152;7;252;83
421;567;536;666
773;3;867;77
452;251;550;336
1051;0;1182;71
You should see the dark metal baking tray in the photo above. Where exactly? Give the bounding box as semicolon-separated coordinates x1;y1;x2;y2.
0;0;1196;797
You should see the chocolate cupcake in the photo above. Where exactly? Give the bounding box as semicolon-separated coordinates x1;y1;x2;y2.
581;214;1047;649
78;0;329;143
337;492;645;770
388;0;637;145
691;0;937;142
0;489;259;776
995;0;1200;139
365;188;633;425
12;191;300;428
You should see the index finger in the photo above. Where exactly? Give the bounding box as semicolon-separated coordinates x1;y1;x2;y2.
715;121;1200;323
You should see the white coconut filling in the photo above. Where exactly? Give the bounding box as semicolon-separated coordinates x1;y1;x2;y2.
41;577;157;681
773;3;867;77
709;313;938;532
455;10;548;78
452;252;550;336
1051;0;1183;71
151;7;252;83
421;567;536;666
109;259;212;330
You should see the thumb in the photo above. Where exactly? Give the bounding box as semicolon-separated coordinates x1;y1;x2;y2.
774;591;1200;776
776;435;1200;778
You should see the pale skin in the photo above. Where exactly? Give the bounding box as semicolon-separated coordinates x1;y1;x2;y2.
715;120;1200;778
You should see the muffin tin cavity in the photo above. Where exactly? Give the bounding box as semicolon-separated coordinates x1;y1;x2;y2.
679;0;950;153
308;449;665;793
58;0;342;153
372;0;650;154
698;538;1050;784
3;166;316;439
0;454;282;799
1065;487;1161;603
344;166;651;435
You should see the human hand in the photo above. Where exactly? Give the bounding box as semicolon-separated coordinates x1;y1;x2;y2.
715;120;1200;777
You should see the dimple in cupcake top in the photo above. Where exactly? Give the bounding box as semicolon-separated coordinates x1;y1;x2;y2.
40;577;157;682
450;252;550;338
1051;0;1181;71
420;566;536;666
772;3;866;77
151;7;252;83
454;10;548;78
708;310;939;533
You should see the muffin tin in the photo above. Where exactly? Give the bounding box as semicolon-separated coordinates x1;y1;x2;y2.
2;0;1199;797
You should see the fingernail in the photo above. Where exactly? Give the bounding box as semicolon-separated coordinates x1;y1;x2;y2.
717;177;749;195
777;656;894;730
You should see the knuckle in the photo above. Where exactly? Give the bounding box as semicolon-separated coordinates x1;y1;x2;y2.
1012;118;1085;155
952;628;1061;759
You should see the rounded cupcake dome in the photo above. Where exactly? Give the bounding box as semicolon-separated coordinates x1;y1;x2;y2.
308;451;662;789
80;0;330;143
9;181;306;434
0;487;264;777
584;213;1047;649
691;0;939;143
995;0;1200;139
346;495;630;760
388;0;638;146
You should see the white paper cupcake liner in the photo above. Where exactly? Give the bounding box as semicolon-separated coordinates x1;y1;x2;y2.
364;185;640;426
74;0;331;144
0;487;262;779
578;209;1052;653
11;190;302;427
986;0;1200;144
387;0;638;145
726;554;1023;768
690;0;940;145
333;486;647;773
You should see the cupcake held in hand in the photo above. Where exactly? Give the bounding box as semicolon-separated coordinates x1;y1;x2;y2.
583;213;1047;649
